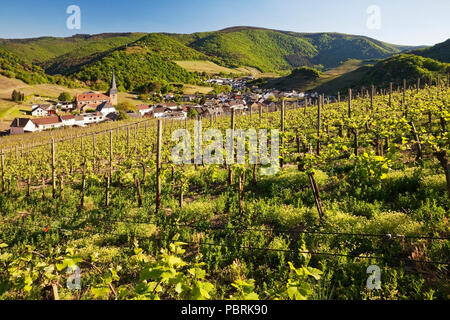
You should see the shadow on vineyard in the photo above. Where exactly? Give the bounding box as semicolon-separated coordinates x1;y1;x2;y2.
0;80;448;301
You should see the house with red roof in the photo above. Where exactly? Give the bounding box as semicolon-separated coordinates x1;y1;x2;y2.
76;92;111;111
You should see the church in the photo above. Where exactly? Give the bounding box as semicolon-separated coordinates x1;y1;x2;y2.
76;72;118;112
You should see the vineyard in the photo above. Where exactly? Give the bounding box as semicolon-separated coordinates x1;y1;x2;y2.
0;79;449;300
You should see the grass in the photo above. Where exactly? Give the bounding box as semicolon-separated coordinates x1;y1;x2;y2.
267;59;374;93
183;84;214;94
175;60;243;75
117;92;146;105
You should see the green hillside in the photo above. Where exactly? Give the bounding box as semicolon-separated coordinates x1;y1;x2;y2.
170;27;419;72
0;27;429;92
262;66;322;90
133;33;210;61
72;49;202;92
297;33;409;68
43;33;212;76
411;38;450;63
0;47;78;87
187;28;318;72
264;54;449;94
312;54;450;94
0;47;49;84
357;54;449;86
0;33;145;63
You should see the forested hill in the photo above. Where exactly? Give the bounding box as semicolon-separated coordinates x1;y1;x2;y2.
0;27;427;91
175;27;419;71
410;38;450;63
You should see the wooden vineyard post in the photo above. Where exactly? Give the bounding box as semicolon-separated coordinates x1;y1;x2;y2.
228;109;235;186
80;160;86;210
370;85;374;109
354;129;359;156
155;120;162;214
105;173;110;207
1;150;4;193
134;174;143;208
307;146;325;221
309;173;324;221
259;104;262;124
304;97;308;115
409;121;423;161
389;82;393;108
347;89;352;138
402;79;406;106
317;96;321;155
51;138;56;199
27;171;32;199
348;88;352;118
127;127;130;151
179;175;184;209
280;99;285;168
109;130;113;178
238;169;245;219
92;133;96;171
417;78;420;93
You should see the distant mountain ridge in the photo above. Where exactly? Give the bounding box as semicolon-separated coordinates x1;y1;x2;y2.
0;27;430;91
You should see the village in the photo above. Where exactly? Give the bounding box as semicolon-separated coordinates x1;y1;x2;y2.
8;73;311;135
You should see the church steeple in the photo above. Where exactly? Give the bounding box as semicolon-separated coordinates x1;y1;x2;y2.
109;71;118;95
108;71;118;105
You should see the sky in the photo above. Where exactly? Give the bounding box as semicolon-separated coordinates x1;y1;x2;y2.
0;0;449;46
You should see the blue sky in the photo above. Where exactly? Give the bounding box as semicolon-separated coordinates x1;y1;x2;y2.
0;0;448;46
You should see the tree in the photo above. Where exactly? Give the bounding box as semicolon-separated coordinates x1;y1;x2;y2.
58;92;72;102
11;90;17;102
117;101;136;112
11;90;25;102
117;111;130;121
187;108;199;119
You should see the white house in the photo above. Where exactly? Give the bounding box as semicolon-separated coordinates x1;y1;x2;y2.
82;112;106;124
152;107;167;118
31;116;63;131
96;102;116;116
9;118;38;134
137;104;153;116
60;115;76;127
74;115;86;127
31;104;54;117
